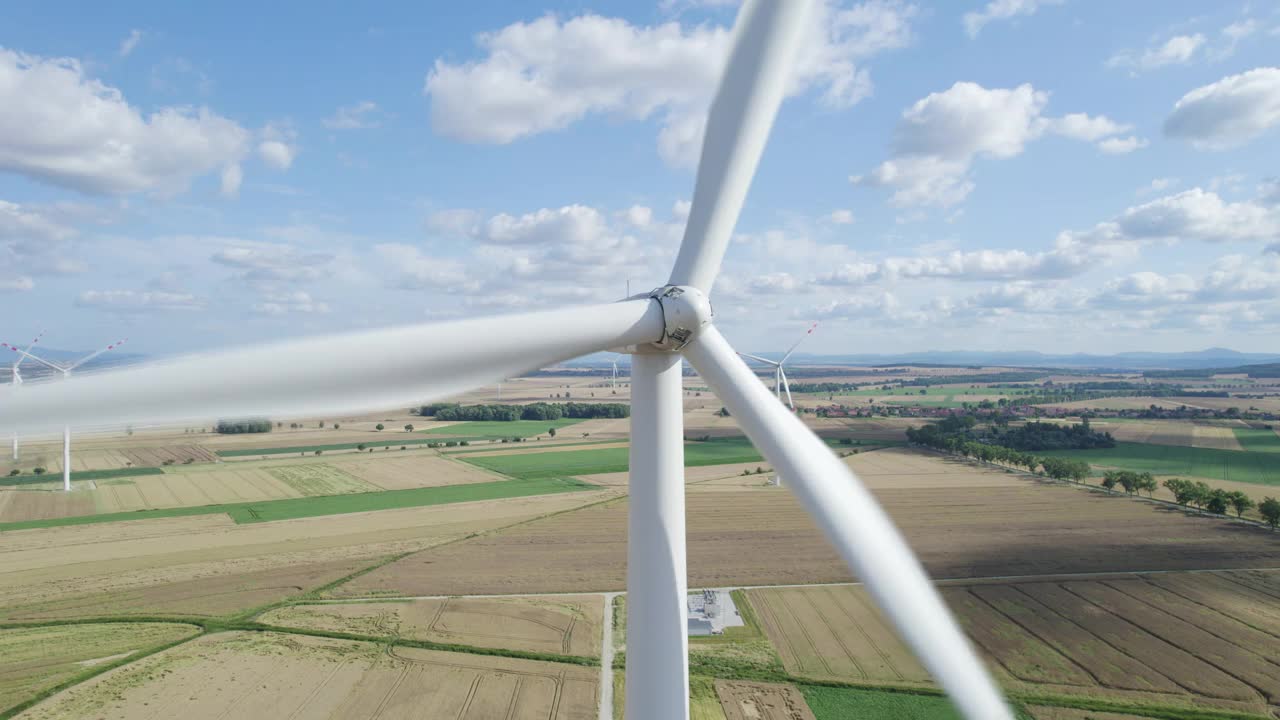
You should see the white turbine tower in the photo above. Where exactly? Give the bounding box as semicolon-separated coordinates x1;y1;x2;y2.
0;4;1011;717
3;338;126;492
738;321;817;410
8;331;44;461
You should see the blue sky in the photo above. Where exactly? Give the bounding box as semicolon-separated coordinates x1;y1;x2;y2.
2;0;1279;358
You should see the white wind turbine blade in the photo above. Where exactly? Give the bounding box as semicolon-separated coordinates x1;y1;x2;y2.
737;352;779;367
1;344;65;374
780;321;817;364
683;325;1013;720
66;338;127;371
13;330;44;370
667;0;811;292
779;366;794;410
0;300;664;436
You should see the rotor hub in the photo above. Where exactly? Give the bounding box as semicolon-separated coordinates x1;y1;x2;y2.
648;285;713;351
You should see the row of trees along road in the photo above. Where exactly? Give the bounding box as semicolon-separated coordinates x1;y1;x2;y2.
419;402;629;421
907;416;1280;529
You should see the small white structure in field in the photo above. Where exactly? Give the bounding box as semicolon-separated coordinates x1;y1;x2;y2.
687;589;744;636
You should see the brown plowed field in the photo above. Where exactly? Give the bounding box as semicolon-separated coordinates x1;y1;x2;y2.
715;681;815;720
15;632;599;720
0;489;95;522
333;451;1280;598
748;570;1280;715
261;594;603;657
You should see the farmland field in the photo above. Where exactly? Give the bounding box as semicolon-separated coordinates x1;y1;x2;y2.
422;418;587;438
13;631;600;720
0;476;595;531
800;686;961;720
0;622;199;716
0;492;604;615
215;436;443;457
260;594;603;657
750;570;1280;715
332;450;1280;598
1234;427;1280;453
716;681;816;720
1037;441;1279;485
263;463;379;495
337;455;507;490
461;436;818;480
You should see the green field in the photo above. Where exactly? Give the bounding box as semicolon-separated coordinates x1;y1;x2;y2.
1038;442;1280;485
422;418;586;439
1;466;165;487
800;686;963;720
0;477;593;532
1233;427;1280;453
462;436;775;479
215;437;445;457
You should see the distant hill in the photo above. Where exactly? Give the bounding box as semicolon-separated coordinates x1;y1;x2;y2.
748;348;1280;371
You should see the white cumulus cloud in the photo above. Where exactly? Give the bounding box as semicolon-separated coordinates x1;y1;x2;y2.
0;48;249;195
1164;67;1280;149
424;1;916;166
853;82;1135;207
963;0;1062;38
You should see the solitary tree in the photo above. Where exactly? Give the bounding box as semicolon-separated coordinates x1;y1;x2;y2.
1259;497;1280;529
376;423;384;431
404;424;414;432
1228;491;1255;519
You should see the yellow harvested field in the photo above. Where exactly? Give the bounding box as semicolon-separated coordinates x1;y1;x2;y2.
95;468;300;513
749;570;1280;715
0;623;200;715
1190;424;1246;451
15;632;600;720
261;594;603;657
335;455;507;490
0;490;95;523
0;491;610;612
715;681;815;720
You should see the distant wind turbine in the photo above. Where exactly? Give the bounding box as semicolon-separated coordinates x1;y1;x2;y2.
738;322;817;410
3;338;126;491
8;331;44;461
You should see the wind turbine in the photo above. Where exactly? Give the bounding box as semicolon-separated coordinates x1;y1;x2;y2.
7;331;44;461
0;3;1010;717
3;338;126;491
738;321;817;410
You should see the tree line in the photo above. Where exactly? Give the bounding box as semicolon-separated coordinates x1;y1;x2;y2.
419;402;630;421
215;419;272;434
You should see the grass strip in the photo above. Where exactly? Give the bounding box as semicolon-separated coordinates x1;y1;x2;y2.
1;466;165;486
0;477;595;532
